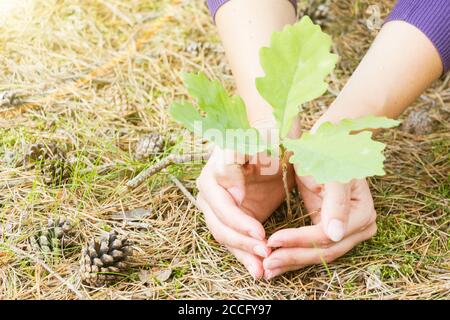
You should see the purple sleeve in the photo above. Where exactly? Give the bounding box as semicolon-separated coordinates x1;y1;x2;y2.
385;0;450;73
207;0;297;20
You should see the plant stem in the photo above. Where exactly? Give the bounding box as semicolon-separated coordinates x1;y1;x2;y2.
280;146;292;220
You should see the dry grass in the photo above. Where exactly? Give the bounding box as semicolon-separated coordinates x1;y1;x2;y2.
0;0;448;299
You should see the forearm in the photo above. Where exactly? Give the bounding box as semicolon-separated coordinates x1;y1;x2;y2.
214;0;296;127
316;20;444;126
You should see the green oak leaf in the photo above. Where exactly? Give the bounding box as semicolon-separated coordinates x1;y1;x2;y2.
170;72;267;155
256;16;338;138
331;115;401;134
284;116;400;184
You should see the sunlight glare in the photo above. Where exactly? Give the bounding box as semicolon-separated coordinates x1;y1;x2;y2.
0;0;34;25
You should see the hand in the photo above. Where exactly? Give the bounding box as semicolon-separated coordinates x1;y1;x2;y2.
197;147;295;279
263;176;377;279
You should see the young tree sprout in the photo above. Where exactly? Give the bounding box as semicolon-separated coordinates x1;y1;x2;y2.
170;16;400;184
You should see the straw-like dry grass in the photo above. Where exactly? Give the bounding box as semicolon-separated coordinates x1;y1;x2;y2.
0;0;448;299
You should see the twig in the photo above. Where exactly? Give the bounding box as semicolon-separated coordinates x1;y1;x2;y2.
165;170;200;210
1;242;87;300
126;153;209;189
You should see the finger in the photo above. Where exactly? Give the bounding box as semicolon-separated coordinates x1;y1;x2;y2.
349;180;377;230
274;181;375;249
267;225;331;248
197;172;265;240
326;179;376;235
213;150;246;205
321;182;351;242
268;201;376;249
295;175;323;193
263;223;377;270
227;246;264;279
197;195;271;258
295;176;323;224
264;265;304;280
207;147;247;204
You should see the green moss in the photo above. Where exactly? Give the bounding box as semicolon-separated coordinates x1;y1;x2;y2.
370;214;423;246
431;138;450;160
379;265;398;281
172;265;189;279
343;279;359;296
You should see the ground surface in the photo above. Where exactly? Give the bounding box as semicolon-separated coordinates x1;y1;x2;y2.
0;0;448;299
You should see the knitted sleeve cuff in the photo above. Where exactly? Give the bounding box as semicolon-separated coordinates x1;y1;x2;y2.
385;0;450;73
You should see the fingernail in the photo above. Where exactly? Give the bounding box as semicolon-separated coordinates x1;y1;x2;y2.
247;264;259;279
264;270;276;280
264;259;282;269
267;240;282;248
327;219;345;242
253;245;269;258
228;186;244;205
249;229;264;241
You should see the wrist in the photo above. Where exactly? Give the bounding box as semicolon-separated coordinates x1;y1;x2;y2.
312;97;393;132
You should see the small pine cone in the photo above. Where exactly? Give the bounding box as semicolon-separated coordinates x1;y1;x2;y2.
102;87;136;118
299;0;330;26
25;142;64;163
186;42;201;54
135;133;164;160
29;216;74;257
185;42;223;54
80;231;133;287
401;109;436;135
0;91;21;109
40;156;72;186
48;216;73;242
112;91;136;117
25;142;72;185
313;4;330;22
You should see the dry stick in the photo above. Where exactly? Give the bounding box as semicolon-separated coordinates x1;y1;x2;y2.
165;170;201;211
126;153;210;189
1;242;87;300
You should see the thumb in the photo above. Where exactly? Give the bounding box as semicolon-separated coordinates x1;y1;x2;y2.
212;148;246;205
321;182;351;242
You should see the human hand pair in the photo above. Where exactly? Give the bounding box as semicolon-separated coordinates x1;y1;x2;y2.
196;147;377;280
196;147;295;279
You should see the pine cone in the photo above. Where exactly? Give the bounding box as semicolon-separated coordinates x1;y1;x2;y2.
112;90;136;117
41;156;72;186
186;41;201;54
101;86;136;118
30;217;74;257
135;133;165;160
185;42;223;54
25;142;64;163
299;0;330;26
80;231;133;286
401;109;436;135
23;142;71;185
0;91;21;109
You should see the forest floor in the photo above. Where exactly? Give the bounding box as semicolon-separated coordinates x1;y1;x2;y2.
0;0;448;299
